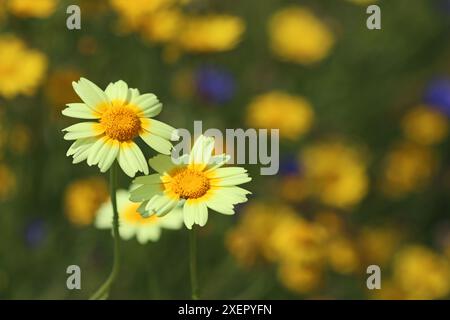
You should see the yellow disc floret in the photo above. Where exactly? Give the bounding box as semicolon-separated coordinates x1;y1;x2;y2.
100;105;141;142
170;168;210;199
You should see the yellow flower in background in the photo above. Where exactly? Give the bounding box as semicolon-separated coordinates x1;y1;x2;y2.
7;0;57;18
268;6;334;65
393;246;450;299
0;163;16;201
141;9;182;43
401;106;448;145
110;0;173;30
278;263;322;294
0;35;47;99
269;215;327;266
177;15;245;53
314;211;345;238
301;141;369;208
327;237;360;274
95;190;184;243
64;177;108;226
381;141;436;197
226;202;296;267
246;91;314;140
358;226;401;267
45;68;82;110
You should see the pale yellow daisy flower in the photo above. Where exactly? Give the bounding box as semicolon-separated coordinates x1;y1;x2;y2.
62;78;179;177
95;190;183;243
130;135;252;229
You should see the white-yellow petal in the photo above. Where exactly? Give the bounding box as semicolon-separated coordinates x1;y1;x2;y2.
72;77;109;111
140;131;173;155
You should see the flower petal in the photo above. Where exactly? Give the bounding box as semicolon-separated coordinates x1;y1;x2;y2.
145;194;179;217
183;201;208;228
148;154;176;174
130;93;162;117
117;144;137;177
189;135;215;170
63;122;104;140
129;142;149;175
87;137;109;166
62;103;100;119
99;140;120;172
145;119;179;141
140;131;173;155
210;174;252;187
72;77;109;111
133;174;162;185
105;80;130;102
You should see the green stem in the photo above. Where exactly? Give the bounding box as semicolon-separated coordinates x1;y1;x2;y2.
189;227;199;300
89;163;121;300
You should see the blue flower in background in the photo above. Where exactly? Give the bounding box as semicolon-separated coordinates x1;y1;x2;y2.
424;77;450;116
195;66;235;104
24;219;47;249
279;156;301;176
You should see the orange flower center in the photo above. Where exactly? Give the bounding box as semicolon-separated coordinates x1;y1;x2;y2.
170;168;210;199
100;105;141;142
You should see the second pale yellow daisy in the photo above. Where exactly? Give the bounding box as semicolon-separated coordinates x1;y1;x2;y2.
130;135;251;229
62;78;179;177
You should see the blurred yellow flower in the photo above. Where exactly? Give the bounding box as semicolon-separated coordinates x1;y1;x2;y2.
0;35;47;99
278;263;322;294
0;163;16;201
381;141;436;197
45;68;82;110
315;211;345;237
269;215;327;266
141;9;182;43
7;0;57;18
358;226;401;267
268;6;334;65
327;237;360;274
393;246;450;299
401;106;448;145
64;177;108;226
226;202;297;267
177;15;245;53
110;0;173;30
246;91;314;140
301;141;369;208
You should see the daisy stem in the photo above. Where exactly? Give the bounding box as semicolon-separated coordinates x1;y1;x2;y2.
189;227;199;300
90;162;121;300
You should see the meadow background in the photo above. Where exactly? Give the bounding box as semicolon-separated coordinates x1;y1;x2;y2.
0;0;450;299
